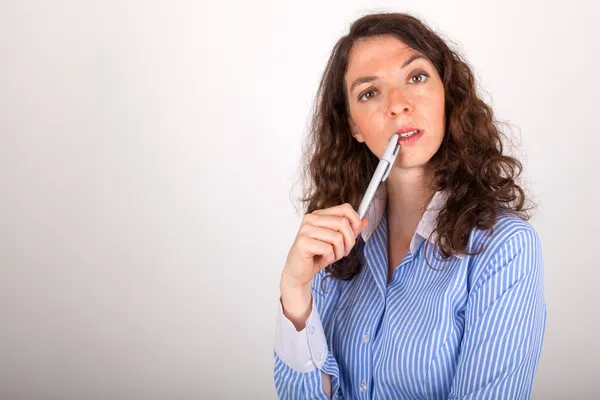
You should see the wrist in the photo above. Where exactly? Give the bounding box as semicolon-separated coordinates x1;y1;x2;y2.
280;281;312;329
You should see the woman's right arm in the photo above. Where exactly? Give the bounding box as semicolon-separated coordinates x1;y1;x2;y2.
273;204;367;399
274;269;343;399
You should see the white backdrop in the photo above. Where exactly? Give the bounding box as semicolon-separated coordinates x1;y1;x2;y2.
1;0;599;398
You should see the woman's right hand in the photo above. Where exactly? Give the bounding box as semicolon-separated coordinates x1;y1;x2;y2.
279;203;368;328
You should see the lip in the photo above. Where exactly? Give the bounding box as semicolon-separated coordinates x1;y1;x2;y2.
395;126;421;135
396;128;424;146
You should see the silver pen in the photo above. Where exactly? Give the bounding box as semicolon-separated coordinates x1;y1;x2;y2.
357;134;400;219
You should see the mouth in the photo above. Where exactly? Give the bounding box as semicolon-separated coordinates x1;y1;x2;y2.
394;128;424;146
395;127;422;138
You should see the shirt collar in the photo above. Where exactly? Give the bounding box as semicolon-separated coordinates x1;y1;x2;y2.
360;183;463;259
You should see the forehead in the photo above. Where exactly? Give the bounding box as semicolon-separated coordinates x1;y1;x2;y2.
345;35;421;78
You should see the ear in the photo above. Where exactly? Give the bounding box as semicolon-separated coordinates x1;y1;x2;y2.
348;118;365;143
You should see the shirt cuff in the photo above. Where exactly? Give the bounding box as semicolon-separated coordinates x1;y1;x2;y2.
274;296;329;373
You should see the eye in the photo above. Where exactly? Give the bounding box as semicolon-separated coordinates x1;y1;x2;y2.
409;72;429;84
357;72;429;102
358;89;377;102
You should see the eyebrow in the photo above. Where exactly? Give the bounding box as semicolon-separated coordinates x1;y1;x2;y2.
349;53;427;93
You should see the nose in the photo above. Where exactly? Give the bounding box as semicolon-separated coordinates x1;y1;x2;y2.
386;87;412;117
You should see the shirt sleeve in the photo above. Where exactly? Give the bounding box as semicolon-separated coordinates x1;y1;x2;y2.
273;270;342;399
448;228;547;399
274;295;329;372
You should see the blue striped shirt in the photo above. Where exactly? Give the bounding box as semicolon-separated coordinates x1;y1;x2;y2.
273;188;546;399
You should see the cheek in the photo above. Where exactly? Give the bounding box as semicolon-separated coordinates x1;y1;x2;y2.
356;105;385;133
434;88;446;120
420;92;445;130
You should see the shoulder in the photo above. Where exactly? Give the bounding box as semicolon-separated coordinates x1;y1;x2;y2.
466;208;542;292
468;208;539;252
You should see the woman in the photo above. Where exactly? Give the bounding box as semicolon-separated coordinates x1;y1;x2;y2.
274;12;546;399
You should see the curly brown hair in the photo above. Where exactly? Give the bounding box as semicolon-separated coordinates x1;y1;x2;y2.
295;12;535;281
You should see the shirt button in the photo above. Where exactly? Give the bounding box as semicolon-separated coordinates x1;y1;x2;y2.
362;333;370;344
316;350;324;361
360;380;367;392
309;325;316;336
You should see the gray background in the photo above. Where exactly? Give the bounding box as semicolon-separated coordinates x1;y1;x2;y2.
1;0;598;398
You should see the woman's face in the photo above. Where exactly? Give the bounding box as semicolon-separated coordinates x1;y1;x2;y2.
345;34;446;170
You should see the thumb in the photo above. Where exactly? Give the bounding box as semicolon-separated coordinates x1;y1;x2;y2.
356;217;369;237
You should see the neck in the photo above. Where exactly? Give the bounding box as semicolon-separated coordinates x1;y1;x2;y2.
385;166;437;243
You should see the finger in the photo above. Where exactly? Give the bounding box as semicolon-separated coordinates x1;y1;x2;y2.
312;203;362;235
302;214;355;256
299;224;347;260
297;236;336;271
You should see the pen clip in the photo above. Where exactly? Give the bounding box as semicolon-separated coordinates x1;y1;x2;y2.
381;142;400;182
381;161;392;182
